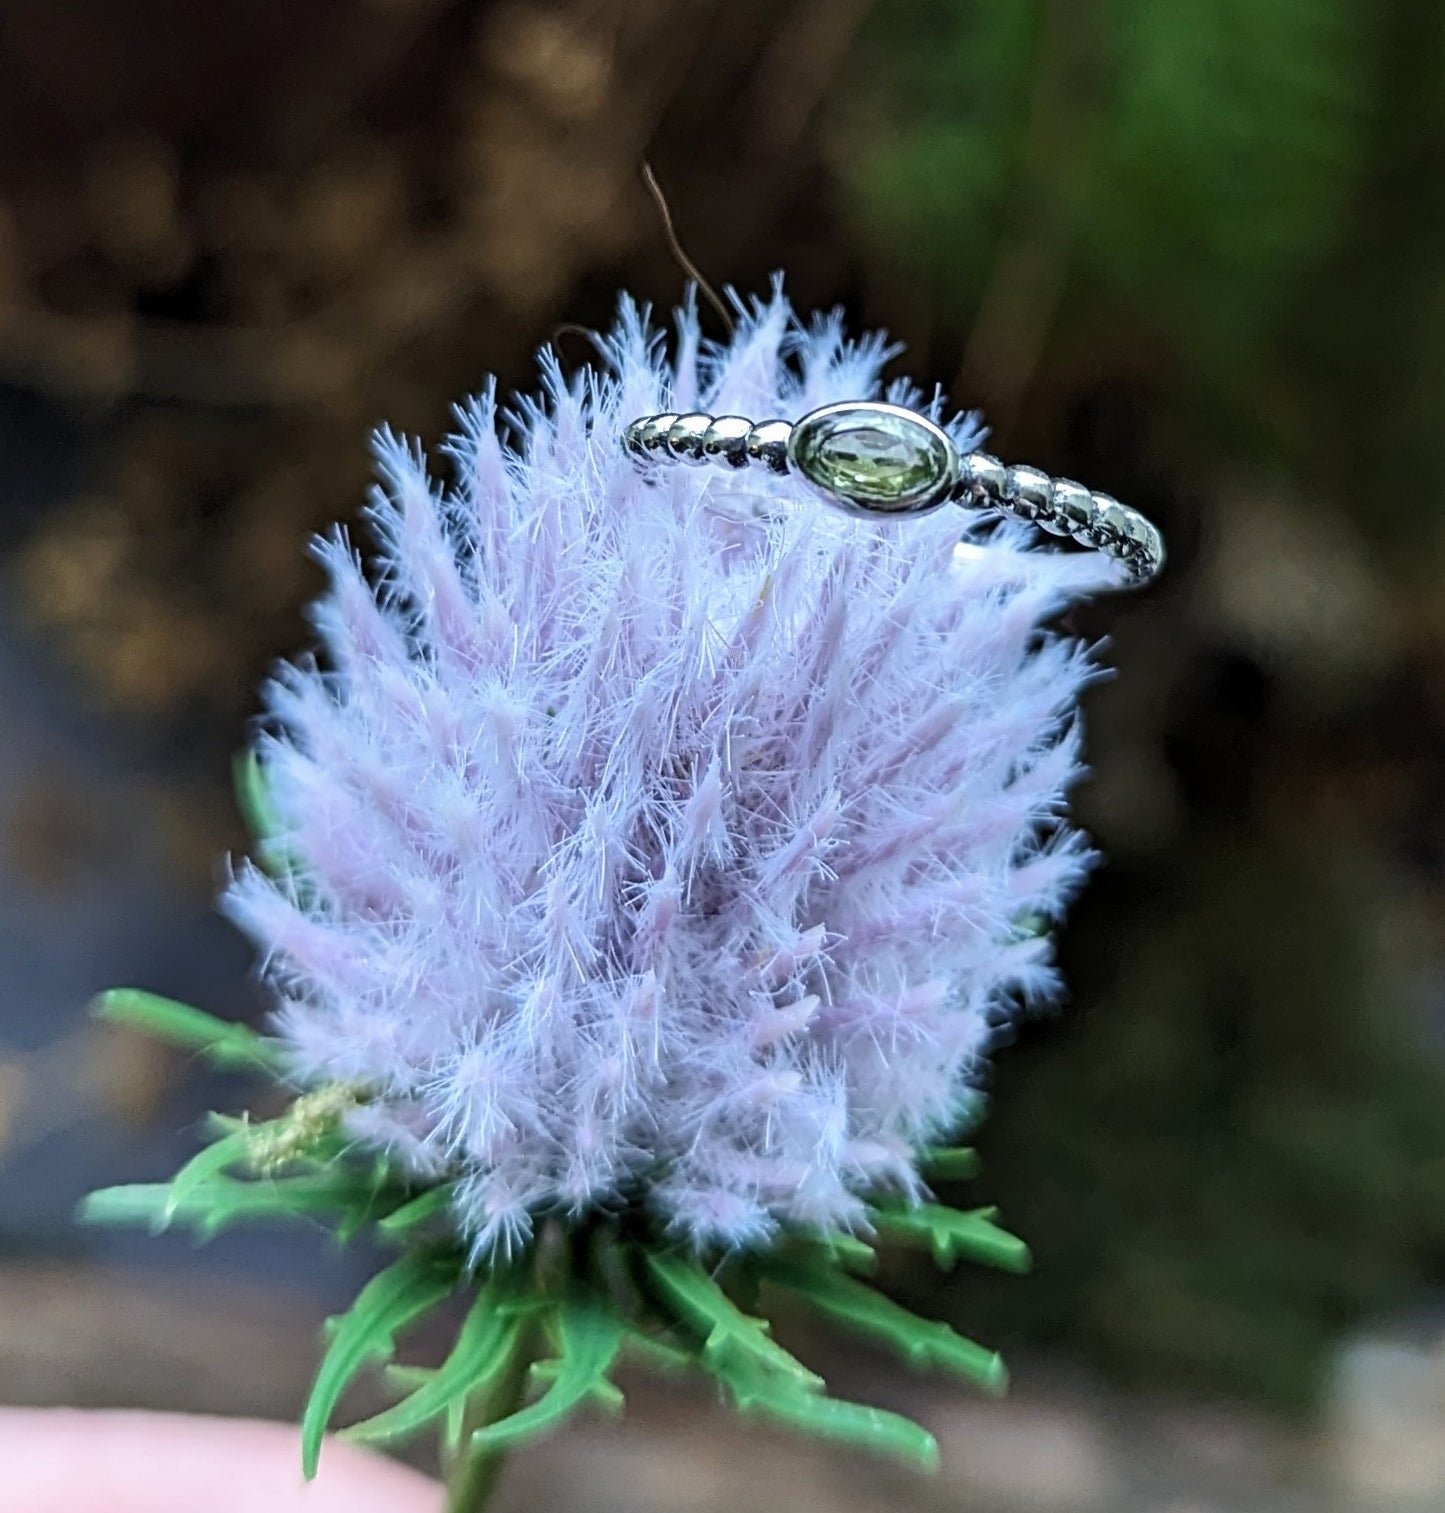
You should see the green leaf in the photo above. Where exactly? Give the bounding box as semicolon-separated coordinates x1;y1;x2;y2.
470;1301;625;1450
788;1227;878;1274
344;1285;526;1448
873;1202;1031;1273
80;1183;191;1231
163;1127;263;1223
302;1248;461;1478
327;1162;415;1243
757;1255;1007;1395
234;751;281;844
920;1146;981;1181
377;1184;457;1238
715;1358;939;1471
620;1324;694;1375
645;1253;823;1389
80;1168;401;1241
234;750;311;883
92;989;281;1074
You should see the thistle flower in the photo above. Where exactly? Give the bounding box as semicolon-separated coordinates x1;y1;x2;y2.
85;287;1124;1492
225;289;1106;1258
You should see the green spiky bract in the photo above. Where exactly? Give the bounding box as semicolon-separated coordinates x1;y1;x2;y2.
81;988;1028;1499
80;761;1031;1510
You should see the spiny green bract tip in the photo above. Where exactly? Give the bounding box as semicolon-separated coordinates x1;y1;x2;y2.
80;1019;1025;1479
90;988;281;1074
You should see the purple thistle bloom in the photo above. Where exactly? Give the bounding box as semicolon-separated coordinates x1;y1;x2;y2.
223;289;1115;1258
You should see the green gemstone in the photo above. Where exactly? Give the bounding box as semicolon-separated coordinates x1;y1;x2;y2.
788;404;956;517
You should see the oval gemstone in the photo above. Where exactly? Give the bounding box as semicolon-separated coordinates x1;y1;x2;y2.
787;403;958;517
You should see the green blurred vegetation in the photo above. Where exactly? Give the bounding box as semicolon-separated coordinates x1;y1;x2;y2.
839;0;1445;570
838;0;1445;1409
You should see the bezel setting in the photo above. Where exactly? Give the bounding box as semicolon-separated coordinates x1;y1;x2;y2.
786;401;960;519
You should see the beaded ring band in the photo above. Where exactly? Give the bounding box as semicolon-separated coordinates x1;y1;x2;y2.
624;400;1164;587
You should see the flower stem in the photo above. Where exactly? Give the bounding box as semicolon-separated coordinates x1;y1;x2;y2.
444;1325;533;1513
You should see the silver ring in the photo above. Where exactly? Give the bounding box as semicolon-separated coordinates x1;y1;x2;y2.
623;400;1164;588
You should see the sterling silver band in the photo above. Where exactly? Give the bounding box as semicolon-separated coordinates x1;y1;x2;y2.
623;402;1164;588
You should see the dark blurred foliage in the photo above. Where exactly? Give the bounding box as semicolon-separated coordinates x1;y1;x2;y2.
1;0;1443;1415
842;0;1445;573
949;657;1445;1409
0;0;859;744
836;0;1445;1409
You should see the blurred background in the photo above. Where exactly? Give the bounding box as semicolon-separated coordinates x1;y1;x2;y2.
1;1;1443;1509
